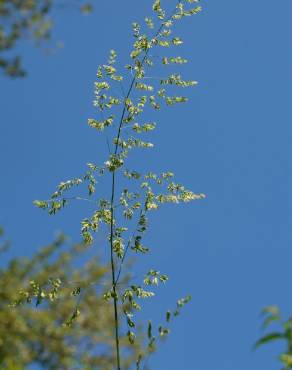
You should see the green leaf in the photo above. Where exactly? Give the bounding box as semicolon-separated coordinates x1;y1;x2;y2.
145;17;154;29
158;326;170;337
113;237;125;258
33;200;48;209
254;333;285;349
283;317;292;331
261;305;280;317
88;116;114;131
280;354;292;366
260;306;281;329
152;0;161;11
172;37;184;45
127;330;135;344
148;321;152;339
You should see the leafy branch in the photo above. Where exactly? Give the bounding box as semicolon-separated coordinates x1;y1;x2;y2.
255;306;292;369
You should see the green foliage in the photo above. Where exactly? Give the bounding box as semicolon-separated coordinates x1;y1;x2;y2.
34;0;204;368
255;306;292;369
0;0;93;77
0;232;141;369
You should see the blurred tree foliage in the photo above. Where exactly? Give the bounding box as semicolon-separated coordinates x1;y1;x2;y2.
0;232;141;369
0;0;93;77
255;306;292;369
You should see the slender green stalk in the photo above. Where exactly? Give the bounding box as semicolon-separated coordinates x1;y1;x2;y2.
108;5;184;369
109;64;136;370
109;22;168;370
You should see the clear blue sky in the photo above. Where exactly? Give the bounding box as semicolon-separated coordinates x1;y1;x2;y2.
1;1;292;369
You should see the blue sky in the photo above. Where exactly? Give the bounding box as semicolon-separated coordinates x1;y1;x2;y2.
1;0;292;369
